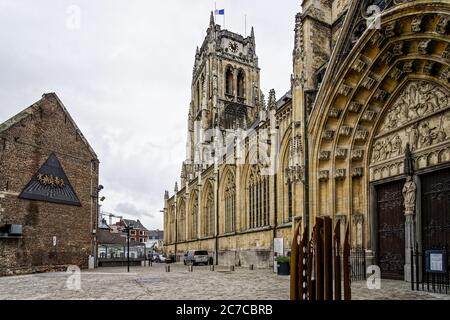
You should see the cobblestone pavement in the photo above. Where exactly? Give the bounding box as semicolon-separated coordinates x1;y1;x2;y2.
0;264;449;300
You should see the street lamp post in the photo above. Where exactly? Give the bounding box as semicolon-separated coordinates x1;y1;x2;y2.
124;225;134;273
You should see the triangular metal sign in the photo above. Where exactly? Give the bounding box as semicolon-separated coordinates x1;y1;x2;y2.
19;153;81;206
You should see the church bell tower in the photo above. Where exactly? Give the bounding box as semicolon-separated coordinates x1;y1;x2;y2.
182;12;264;185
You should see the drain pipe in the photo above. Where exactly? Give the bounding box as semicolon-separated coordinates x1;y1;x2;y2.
215;165;219;265
303;91;311;239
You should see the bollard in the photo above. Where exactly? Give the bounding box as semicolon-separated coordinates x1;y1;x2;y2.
188;265;193;272
249;264;254;271
210;265;215;271
230;265;235;272
165;265;170;272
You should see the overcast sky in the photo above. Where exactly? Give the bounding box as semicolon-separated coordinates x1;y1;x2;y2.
0;0;299;230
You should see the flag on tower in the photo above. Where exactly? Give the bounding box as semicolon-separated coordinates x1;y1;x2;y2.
215;9;225;15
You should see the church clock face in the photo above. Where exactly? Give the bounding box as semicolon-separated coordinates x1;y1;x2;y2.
229;42;238;53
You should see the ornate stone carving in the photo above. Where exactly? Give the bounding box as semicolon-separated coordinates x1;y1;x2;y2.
355;128;369;142
411;16;423;32
380;51;394;65
418;40;431;55
351;149;364;161
393;42;403;56
319;150;331;161
362;72;380;90
374;89;389;101
440;67;449;83
403;61;414;73
371;134;404;163
329;108;342;118
422;61;434;75
362;110;377;122
339;84;352;97
379;81;449;132
403;176;417;215
385;21;396;37
389;67;403;81
322;130;335;140
443;45;450;61
335;169;346;180
340;125;353;137
352;167;364;178
372;106;450;165
436;15;449;34
335;148;348;159
319;170;330;182
349;101;363;113
352;55;370;73
370;31;386;48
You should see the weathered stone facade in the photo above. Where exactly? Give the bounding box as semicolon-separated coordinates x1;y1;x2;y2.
0;93;99;276
164;1;450;276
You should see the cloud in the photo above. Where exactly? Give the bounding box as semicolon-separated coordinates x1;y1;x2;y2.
0;0;299;231
115;202;154;220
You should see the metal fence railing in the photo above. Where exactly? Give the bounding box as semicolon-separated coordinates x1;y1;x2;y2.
350;247;366;282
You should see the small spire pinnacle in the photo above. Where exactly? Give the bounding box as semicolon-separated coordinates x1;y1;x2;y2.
268;89;277;110
210;11;215;27
251;26;255;39
174;182;178;193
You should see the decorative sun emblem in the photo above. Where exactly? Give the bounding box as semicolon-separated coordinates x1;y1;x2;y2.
229;42;238;53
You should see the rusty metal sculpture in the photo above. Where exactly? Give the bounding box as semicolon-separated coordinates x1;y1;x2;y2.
290;218;351;300
343;224;351;300
290;220;301;300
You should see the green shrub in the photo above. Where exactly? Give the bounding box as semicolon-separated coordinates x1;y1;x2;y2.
275;256;290;264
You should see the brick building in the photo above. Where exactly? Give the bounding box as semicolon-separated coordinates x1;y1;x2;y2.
0;93;100;276
112;219;149;244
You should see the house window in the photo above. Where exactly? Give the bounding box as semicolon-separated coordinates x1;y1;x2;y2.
130;230;136;235
130;237;136;241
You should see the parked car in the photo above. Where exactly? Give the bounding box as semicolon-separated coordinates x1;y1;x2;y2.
152;254;166;263
183;250;209;266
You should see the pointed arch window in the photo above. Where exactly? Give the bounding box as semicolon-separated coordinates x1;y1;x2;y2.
177;200;186;242
224;173;236;233
248;168;270;229
190;192;198;239
204;183;215;237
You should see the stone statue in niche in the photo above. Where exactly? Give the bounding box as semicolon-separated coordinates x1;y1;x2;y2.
403;176;417;215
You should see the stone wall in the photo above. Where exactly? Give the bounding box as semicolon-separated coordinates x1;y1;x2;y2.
0;94;99;276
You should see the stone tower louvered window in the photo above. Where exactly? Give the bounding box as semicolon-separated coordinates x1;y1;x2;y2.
237;69;245;98
225;66;234;96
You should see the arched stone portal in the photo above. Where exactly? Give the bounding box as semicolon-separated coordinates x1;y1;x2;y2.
308;2;450;280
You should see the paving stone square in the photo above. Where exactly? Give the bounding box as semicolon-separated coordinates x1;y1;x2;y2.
0;264;449;300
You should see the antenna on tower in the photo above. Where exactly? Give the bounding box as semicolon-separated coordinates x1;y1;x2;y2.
245;14;247;37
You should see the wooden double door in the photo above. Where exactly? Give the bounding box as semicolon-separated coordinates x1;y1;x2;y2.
421;168;450;251
375;167;450;280
376;179;406;280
